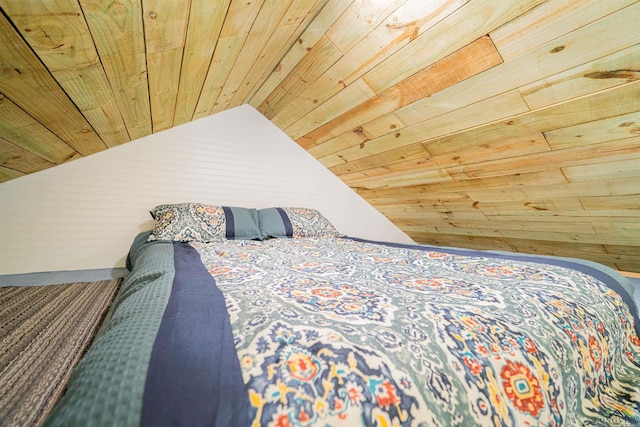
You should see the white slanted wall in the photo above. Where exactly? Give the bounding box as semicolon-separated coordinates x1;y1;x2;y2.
0;105;412;276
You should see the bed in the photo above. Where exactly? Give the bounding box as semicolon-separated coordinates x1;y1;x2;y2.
45;204;640;426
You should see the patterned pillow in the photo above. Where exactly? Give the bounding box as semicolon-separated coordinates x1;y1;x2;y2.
148;203;261;242
257;207;341;239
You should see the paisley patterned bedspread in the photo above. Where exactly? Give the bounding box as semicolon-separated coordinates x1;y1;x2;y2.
191;237;640;426
47;236;640;427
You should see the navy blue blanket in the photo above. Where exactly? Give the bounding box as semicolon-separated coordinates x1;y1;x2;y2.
142;242;249;426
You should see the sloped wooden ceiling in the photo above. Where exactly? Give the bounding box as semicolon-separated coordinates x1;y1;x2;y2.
0;1;639;271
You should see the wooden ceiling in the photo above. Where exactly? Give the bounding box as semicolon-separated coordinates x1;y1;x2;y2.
0;1;639;271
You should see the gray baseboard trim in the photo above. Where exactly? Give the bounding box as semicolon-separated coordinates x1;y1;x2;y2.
0;267;129;287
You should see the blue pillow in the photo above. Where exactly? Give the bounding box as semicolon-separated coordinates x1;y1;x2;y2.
148;203;261;242
258;207;341;239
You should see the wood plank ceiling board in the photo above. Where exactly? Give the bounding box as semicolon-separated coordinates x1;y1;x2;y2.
321;89;531;168
209;1;299;115
332;80;640;179
0;137;54;174
594;221;640;236
0;166;25;181
265;0;468;130
523;176;640;200
395;3;640;126
563;156;640;182
142;0;190;132
358;170;567;204
341;139;554;189
296;35;503;149
78;0;151;140
581;195;640;211
191;0;264;120
485;209;640;224
1;0;130;148
519;44;640;110
284;78;376;141
225;0;329;109
489;0;639;61
0;13;106;157
362;0;546;93
448;136;640;181
336;135;550;186
172;0;231;126
0;93;79;165
248;0;351;108
544;111;640;149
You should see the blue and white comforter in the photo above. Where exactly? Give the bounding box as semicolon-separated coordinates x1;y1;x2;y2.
47;236;640;426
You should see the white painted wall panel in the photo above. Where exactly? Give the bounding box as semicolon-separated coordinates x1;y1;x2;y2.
0;105;412;275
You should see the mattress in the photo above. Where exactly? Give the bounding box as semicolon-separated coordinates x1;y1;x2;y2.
45;234;640;426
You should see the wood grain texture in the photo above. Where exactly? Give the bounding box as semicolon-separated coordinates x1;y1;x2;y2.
0;93;79;164
0;1;639;271
0;137;54;174
296;36;503;148
490;0;639;61
0;13;106;157
79;0;151;140
231;0;329;107
1;0;130;148
143;0;190;132
190;0;261;120
362;0;546;92
173;0;231;125
265;0;468;129
249;0;352;108
209;1;292;115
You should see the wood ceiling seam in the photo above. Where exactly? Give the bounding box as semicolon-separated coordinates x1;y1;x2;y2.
78;0;151;140
490;0;639;62
173;0;232;126
295;35;503;148
249;0;352;109
209;1;296;115
190;0;261;121
388;4;640;132
267;0;468;130
0;11;107;157
143;0;191;133
0;136;55;174
0;0;130;148
0;91;81;164
328;80;640;178
235;0;329;107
